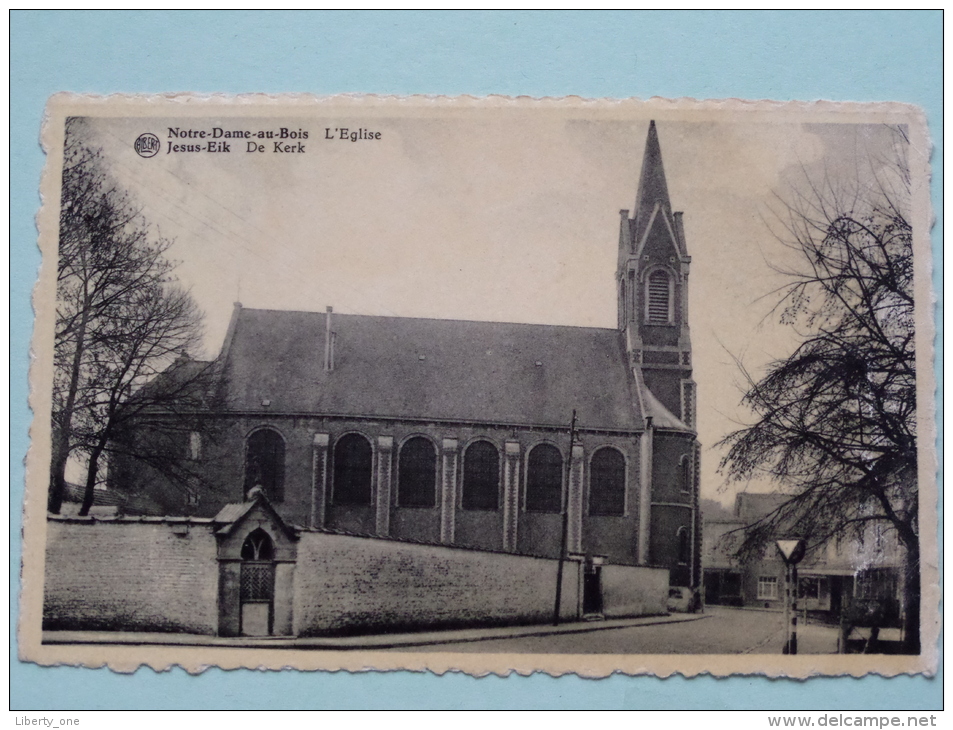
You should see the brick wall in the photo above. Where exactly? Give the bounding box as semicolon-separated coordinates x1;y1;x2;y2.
120;415;644;564
43;519;219;634
293;532;587;636
601;564;669;617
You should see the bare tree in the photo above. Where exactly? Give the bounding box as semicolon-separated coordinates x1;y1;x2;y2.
50;119;214;516
718;127;920;653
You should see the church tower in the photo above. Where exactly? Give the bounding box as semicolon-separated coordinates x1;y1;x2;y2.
617;121;696;431
619;122;701;589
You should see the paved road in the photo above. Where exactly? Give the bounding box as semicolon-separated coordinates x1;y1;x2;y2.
389;606;839;654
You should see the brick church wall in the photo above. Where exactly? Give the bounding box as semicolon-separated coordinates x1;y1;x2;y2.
43;518;219;634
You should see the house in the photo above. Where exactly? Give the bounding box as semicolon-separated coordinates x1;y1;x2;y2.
702;493;904;620
89;122;702;635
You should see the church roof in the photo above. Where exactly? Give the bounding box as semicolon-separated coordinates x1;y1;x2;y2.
217;307;644;432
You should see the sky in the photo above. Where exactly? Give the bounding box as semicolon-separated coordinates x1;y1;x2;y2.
66;104;908;506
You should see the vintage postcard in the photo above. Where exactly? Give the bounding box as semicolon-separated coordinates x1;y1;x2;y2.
20;94;938;677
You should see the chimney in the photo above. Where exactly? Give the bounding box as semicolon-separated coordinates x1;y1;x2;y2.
324;306;334;371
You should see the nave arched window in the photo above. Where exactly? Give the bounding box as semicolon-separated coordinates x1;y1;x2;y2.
525;444;563;513
333;433;373;506
462;441;499;511
398;437;437;508
244;428;285;503
589;447;625;516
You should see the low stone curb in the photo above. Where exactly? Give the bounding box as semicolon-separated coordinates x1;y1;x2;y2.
44;612;709;651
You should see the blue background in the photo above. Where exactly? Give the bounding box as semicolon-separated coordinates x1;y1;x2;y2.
10;10;942;710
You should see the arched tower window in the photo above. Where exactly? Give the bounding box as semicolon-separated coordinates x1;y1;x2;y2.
333;433;373;506
398;437;437;508
462;441;500;510
646;269;673;324
244;428;285;503
677;526;691;565
680;454;692;494
525;444;563;513
589;447;626;516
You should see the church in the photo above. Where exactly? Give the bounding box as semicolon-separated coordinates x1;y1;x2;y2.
103;121;701;627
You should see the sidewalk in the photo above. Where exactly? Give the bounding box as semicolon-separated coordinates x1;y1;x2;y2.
44;612;708;651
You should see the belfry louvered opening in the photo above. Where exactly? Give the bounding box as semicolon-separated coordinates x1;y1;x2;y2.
647;270;672;323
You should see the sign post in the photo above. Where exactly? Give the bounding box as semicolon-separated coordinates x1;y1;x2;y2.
776;539;805;654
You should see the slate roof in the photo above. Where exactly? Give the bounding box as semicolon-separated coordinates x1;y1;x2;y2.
734;492;790;525
218;307;644;432
211;502;252;525
63;482;123;506
212;493;298;541
643;387;692;432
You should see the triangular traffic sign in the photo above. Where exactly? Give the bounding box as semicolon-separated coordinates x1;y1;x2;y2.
776;540;801;561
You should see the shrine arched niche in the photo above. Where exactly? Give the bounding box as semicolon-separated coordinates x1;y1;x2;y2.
215;496;298;637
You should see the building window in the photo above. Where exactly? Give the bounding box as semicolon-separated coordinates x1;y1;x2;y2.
589;447;626;516
244;428;285;503
855;568;898;600
680;454;692;494
462;440;500;510
525;444;563;513
188;431;202;461
677;527;690;565
333;433;373;506
757;576;778;600
398;437;437;508
646;269;672;323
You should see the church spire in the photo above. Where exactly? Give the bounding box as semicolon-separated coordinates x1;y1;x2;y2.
632;120;672;242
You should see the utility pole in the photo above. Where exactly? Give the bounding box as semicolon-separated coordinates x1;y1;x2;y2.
553;409;577;626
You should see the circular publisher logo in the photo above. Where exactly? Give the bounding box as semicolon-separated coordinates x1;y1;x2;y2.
134;133;160;158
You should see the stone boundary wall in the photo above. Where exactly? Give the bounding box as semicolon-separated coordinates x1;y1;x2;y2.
601;563;669;618
292;531;668;636
43;518;219;634
42;518;670;637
